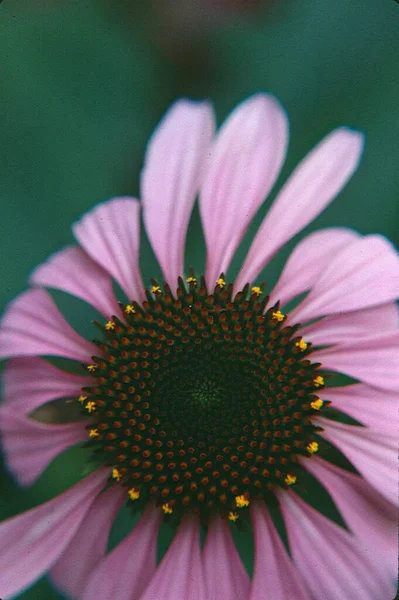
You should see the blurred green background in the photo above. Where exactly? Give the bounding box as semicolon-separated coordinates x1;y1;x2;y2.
0;0;398;597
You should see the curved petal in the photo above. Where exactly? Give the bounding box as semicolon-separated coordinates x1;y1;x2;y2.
268;227;360;307
2;357;91;413
139;515;206;600
300;303;398;346
73;198;144;302
313;332;399;392
203;516;250;600
0;406;88;486
82;506;161;600
237;127;364;289
0;288;98;362
50;485;125;600
316;416;398;506
30;246;121;319
200;94;288;286
0;468;109;599
322;383;399;434
304;457;398;584
291;235;399;323
279;490;393;600
249;502;308;600
141;99;215;285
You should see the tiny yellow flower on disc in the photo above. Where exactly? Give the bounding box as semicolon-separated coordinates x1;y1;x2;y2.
216;277;226;288
313;375;325;388
128;488;140;501
85;401;96;413
284;474;297;486
235;495;250;508
186;276;197;285
296;339;308;351
151;285;161;294
228;511;239;522
78;395;87;403
105;320;115;331
251;286;262;297
310;398;324;411
307;441;319;454
89;428;99;438
162;503;173;515
112;468;122;481
272;310;286;322
125;305;135;314
87;364;97;372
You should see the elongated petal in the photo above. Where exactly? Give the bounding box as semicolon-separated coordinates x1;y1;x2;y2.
0;406;88;486
268;227;359;307
249;502;308;600
291;235;399;323
203;516;250;600
279;490;392;600
139;516;206;600
0;289;97;362
82;506;161;600
322;383;399;434
237;127;364;289
141;100;215;285
50;485;125;600
0;469;109;599
2;357;91;413
200;94;288;286
304;457;398;584
300;303;398;346
316;416;398;506
73;198;144;302
313;332;399;392
31;246;121;319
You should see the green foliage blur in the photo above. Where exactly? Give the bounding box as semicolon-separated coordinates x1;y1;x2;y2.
0;0;398;597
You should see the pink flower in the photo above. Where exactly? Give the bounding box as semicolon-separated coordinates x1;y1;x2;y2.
0;94;398;600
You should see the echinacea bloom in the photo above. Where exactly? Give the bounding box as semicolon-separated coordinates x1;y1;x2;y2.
0;94;398;600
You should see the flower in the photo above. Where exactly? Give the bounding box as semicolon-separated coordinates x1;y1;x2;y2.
0;93;398;600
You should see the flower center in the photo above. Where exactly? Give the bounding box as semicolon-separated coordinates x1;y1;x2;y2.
80;276;325;524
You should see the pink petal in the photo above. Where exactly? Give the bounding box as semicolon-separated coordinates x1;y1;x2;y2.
237;127;364;289
316;416;398;506
0;406;88;486
30;246;121;319
0;468;109;599
3;357;91;413
304;457;398;584
249;502;308;600
139;515;206;600
203;516;250;600
50;485;126;599
299;303;398;345
141;99;215;286
279;490;393;600
291;235;399;323
82;506;161;600
0;288;98;362
322;383;398;434
268;227;359;307
200;94;288;286
313;332;399;392
73;198;144;303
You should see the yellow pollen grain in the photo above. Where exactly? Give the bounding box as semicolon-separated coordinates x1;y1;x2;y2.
272;310;286;322
216;277;226;288
87;364;97;372
284;474;297;485
112;468;122;481
128;488;140;501
89;428;99;438
151;285;161;294
125;305;135;314
313;376;325;388
251;286;262;297
235;495;250;508
228;511;239;522
78;395;87;403
307;441;319;454
85;401;96;413
186;276;197;285
105;320;115;331
296;339;308;351
162;503;173;515
310;398;324;411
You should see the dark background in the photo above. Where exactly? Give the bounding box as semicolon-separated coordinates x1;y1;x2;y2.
0;0;398;597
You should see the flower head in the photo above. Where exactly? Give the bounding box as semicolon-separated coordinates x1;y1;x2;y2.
0;93;398;599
